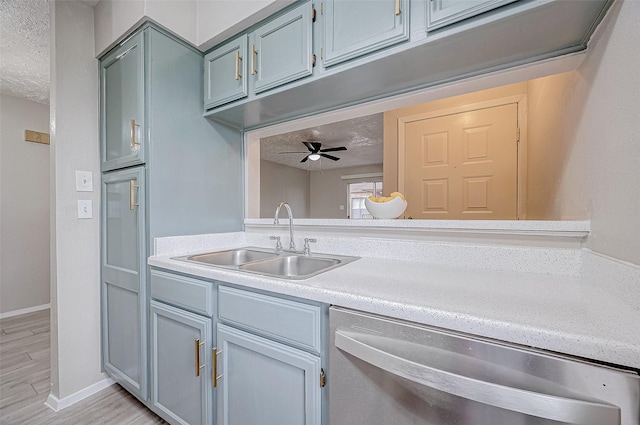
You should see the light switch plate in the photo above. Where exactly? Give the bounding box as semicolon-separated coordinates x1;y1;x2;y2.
76;170;93;192
78;200;92;219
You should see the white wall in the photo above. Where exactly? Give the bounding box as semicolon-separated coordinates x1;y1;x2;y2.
49;0;104;401
94;0;145;56
195;0;293;51
260;160;310;218
93;0;293;56
94;0;196;57
572;0;640;266
0;94;50;315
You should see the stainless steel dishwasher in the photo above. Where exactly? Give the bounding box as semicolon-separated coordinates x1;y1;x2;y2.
329;307;640;425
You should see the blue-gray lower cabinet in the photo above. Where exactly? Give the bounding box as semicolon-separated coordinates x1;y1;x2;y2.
101;166;147;401
216;323;322;425
323;0;410;67
150;300;213;425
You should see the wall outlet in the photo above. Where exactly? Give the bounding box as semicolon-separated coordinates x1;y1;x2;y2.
76;170;93;192
78;200;92;219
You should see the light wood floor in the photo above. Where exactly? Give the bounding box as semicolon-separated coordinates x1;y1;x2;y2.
0;309;166;424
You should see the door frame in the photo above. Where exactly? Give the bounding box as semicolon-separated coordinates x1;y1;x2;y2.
394;95;527;219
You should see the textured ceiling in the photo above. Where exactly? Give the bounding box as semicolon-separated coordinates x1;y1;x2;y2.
261;113;384;171
0;0;50;104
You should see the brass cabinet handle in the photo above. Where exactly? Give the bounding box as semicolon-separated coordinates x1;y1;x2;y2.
235;51;242;80
129;180;139;210
212;348;222;388
195;339;205;377
395;0;400;15
250;44;257;75
130;119;140;149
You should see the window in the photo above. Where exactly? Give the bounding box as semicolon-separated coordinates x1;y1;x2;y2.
348;181;383;219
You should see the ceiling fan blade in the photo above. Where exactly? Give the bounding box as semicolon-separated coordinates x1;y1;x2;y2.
319;146;347;153
300;155;309;163
278;151;308;154
321;153;340;161
303;141;322;152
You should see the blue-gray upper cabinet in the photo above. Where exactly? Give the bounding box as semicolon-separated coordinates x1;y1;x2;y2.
216;323;322;425
100;31;145;172
150;300;212;425
204;35;249;109
101;166;147;401
427;0;519;30
250;1;314;94
323;0;410;67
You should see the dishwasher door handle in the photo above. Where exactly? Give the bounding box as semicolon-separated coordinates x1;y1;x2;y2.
335;330;620;425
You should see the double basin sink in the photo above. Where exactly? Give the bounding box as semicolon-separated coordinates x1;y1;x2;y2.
175;247;358;280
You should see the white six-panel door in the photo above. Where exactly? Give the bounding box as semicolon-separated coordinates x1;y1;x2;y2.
404;103;518;219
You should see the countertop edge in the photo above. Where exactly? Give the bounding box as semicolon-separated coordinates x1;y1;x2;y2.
148;252;640;371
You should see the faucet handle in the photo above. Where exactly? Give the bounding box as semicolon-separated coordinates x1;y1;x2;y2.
303;238;317;255
269;236;282;252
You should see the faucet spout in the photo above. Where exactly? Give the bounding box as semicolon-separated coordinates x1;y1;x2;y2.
274;201;296;251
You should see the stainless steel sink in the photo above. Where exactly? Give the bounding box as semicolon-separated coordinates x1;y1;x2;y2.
239;255;341;279
174;247;358;280
186;248;278;266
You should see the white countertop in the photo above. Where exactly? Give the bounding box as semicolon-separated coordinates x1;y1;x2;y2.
149;231;640;371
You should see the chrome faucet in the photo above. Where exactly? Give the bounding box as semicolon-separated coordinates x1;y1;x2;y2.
274;201;296;251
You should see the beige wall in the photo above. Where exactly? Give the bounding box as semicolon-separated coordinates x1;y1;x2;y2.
260;160;310;218
49;0;105;400
310;164;383;219
571;0;640;266
526;72;587;220
0;95;51;315
382;71;623;222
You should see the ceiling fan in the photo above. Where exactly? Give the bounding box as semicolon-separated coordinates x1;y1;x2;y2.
279;141;347;163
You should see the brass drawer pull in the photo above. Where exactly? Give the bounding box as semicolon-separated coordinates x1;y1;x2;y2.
212;348;223;388
251;44;257;75
235;51;242;80
130;119;140;149
395;0;400;15
195;339;205;377
129;180;139;210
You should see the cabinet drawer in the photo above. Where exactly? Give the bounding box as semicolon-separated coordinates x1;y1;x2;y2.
218;286;321;353
150;270;213;317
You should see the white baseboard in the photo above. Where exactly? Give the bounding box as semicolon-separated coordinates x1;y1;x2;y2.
0;303;50;319
44;377;115;412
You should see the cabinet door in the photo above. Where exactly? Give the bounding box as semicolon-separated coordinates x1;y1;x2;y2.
100;31;145;171
323;0;409;67
251;2;314;94
217;324;322;425
150;301;212;425
204;34;248;109
101;166;147;401
427;0;518;30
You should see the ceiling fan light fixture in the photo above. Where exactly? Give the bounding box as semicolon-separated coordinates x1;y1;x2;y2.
308;153;321;161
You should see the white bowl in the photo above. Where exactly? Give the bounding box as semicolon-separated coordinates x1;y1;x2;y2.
364;196;407;219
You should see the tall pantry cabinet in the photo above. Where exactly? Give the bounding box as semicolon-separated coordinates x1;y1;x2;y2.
99;24;243;402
